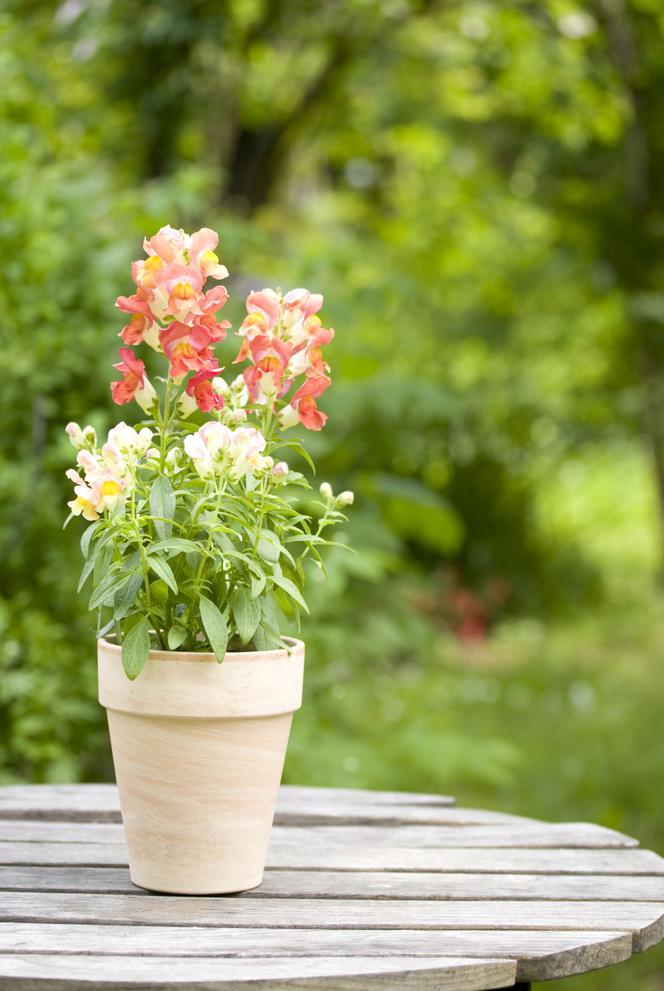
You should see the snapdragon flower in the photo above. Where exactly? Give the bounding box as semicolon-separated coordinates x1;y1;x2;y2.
184;423;278;483
235;287;333;430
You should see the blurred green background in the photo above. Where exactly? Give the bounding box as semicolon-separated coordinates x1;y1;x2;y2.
2;1;664;987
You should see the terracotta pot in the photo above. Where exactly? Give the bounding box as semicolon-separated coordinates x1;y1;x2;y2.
97;636;304;895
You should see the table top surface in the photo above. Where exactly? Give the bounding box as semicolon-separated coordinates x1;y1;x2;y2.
0;784;662;990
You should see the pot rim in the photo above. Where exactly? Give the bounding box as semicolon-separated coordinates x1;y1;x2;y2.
98;635;304;664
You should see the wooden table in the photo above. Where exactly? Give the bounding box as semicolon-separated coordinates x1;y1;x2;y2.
0;785;662;990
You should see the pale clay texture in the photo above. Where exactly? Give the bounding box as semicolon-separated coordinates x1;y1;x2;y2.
98;638;304;894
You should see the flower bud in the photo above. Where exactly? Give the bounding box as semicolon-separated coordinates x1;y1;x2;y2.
135;376;158;414
65;422;84;449
337;490;354;507
279;404;300;429
319;482;333;500
226;408;248;425
272;461;289;480
178;391;197;418
82;425;97;448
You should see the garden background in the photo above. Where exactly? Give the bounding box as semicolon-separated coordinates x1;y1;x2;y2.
2;2;664;988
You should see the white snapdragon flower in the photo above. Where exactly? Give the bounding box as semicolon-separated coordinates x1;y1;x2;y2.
227;427;270;481
107;422;153;455
184;421;233;479
184;423;272;481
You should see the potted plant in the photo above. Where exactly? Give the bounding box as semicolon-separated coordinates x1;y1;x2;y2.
64;225;352;894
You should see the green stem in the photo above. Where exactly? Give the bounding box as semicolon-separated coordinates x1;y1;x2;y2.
185;480;226;642
159;377;174;471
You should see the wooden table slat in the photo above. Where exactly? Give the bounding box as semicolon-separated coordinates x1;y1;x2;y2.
0;785;458;826
2;891;663;952
1;840;660;876
0;954;515;991
0;820;638;850
0;923;636;981
3;866;664;902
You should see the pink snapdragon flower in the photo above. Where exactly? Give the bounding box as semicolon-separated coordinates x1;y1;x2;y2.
143;225;229;282
234;287;333;429
115;293;159;349
114;226;230;382
185;368;225;413
280;375;331;431
110;348;157;411
160;323;218;382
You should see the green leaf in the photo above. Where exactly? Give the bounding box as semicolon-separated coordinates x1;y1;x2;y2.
261;595;283;637
250;569;266;598
89;571;131;610
80;521;100;560
199;595;228;663
257;529;281;563
150;476;176;541
77;555;96;593
252;624;282;651
148;556;178;594
272;574;309;613
122;616;150;680
114;573;143;621
149;537;199;557
272;439;316;474
232;588;261;645
167;625;187;650
93;544;113;586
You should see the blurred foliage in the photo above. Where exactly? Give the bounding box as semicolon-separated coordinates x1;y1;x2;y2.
2;2;664;987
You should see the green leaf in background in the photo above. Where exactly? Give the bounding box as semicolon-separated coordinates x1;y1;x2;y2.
149;476;176;541
167;624;187;650
122;616;150;680
148;555;178;594
199;595;228;662
363;473;464;556
232;588;261;645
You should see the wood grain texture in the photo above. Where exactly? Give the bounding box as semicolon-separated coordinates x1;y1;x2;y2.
0;923;635;981
269;823;638;850
3;866;664;902
0;785;465;826
0;820;637;849
0;954;516;991
2;891;663;950
0;841;662;875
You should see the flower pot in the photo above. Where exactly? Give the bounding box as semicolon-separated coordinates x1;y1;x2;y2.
97;636;304;895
